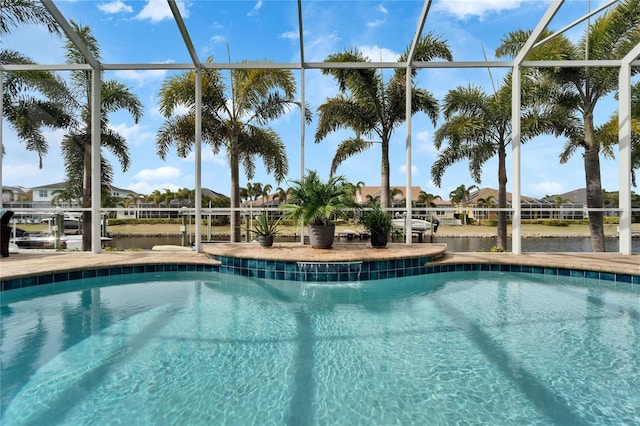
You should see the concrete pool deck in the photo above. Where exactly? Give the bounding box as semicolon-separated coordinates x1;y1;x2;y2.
1;243;638;282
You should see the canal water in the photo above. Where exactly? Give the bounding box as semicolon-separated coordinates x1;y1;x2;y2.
108;235;640;253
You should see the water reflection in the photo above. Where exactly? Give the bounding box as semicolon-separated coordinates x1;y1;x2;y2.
109;235;639;253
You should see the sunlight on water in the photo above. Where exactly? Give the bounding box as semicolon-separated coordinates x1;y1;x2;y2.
2;271;639;425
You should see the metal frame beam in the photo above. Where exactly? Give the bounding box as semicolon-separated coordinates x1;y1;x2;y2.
1;0;637;255
510;0;564;255
41;0;100;69
618;43;640;255
403;0;433;243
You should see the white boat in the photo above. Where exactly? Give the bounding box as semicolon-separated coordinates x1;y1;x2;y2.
10;234;112;250
11;234;62;249
391;218;433;232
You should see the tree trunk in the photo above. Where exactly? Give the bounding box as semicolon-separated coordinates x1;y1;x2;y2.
583;112;605;252
229;146;241;243
584;146;605;252
381;139;390;209
82;138;92;251
497;142;508;250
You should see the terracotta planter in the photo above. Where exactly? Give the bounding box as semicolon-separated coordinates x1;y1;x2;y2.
308;224;335;249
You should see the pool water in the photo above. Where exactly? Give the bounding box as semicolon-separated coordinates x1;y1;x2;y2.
1;271;639;425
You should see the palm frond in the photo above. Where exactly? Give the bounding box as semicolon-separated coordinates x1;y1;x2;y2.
330;138;372;177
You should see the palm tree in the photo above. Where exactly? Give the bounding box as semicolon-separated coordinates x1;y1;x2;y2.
249;182;263;204
389;187;404;207
101;189;123;219
417;191;441;207
239;184;251;206
50;188;79;207
551;195;571;220
431;75;568;249
162;188;174;208
476;195;497;220
365;193;381;206
315;33;453;209
476;195;496;208
496;0;640;251
150;190;162;208
59;21;143;250
123;192;141;219
273;186;289;205
449;184;478;226
0;0;60;35
1;51;72;167
156;58;309;242
260;184;273;206
599;81;640;186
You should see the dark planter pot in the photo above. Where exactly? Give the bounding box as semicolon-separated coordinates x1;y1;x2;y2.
257;235;274;248
308;224;335;249
1;225;11;257
370;231;388;248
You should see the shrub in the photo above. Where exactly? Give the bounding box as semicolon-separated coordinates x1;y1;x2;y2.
540;220;569;227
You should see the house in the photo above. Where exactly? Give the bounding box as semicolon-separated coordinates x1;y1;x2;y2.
137;188;229;218
465;187;586;221
1;186;28;204
2;183;140;221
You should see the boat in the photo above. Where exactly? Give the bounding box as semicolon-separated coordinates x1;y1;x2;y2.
391;218;433;232
11;234;65;249
10;234;112;250
41;216;82;235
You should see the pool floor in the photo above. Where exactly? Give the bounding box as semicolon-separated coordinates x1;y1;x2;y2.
1;270;639;425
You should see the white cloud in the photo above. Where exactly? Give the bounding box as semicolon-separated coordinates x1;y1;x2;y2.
368;3;388;26
280;31;298;40
434;0;523;21
114;69;167;87
248;0;263;17
528;181;564;198
134;166;181;181
98;1;133;14
129;181;180;195
398;164;419;176
1;164;63;188
414;130;437;154
185;149;227;167
136;0;189;23
109;122;155;147
359;45;399;62
367;19;385;29
128;166;184;194
304;31;341;62
210;35;226;44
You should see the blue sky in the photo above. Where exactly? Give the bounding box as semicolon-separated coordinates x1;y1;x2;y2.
2;0;632;200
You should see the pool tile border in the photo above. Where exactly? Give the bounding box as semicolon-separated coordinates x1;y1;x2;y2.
425;263;640;285
1;264;217;292
212;255;431;282
1;260;638;291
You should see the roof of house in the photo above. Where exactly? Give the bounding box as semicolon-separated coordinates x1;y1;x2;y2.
356;186;425;204
557;188;587;204
202;188;228;199
30;182;66;190
467;187;538;204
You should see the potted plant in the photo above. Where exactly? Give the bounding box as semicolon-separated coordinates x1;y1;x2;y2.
282;170;354;249
249;211;280;248
360;204;392;248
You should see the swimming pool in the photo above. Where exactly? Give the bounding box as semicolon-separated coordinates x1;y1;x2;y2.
1;271;638;425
